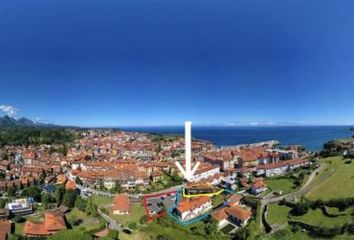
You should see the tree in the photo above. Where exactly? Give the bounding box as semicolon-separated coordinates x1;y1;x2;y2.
0;151;8;160
128;222;137;230
62;190;77;208
75;177;83;185
22;185;41;202
107;229;119;240
0;170;5;180
54;185;65;203
98;180;105;191
75;196;87;211
291;200;310;216
7;186;16;197
0;198;7;208
205;220;218;236
39;170;46;185
41;192;54;209
233;227;249;240
139;215;147;225
86;198;98;217
112;180;122;193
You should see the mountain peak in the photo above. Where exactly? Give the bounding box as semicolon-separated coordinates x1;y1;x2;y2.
0;115;54;128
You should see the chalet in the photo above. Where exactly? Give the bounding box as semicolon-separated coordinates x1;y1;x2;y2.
211;207;229;229
225;205;252;226
250;178;267;195
112;194;131;215
23;211;66;237
211;194;252;229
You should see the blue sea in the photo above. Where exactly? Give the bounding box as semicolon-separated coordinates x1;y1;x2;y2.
121;126;353;151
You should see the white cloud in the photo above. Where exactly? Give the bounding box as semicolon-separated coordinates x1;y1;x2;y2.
0;105;18;116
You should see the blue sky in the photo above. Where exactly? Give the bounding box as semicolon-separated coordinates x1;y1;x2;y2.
0;0;354;126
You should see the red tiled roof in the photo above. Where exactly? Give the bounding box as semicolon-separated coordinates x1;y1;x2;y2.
44;212;66;231
24;221;48;236
65;180;76;190
0;220;11;240
225;205;252;221
252;178;266;189
112;194;130;213
211;207;228;221
24;212;66;236
226;194;242;206
177;196;210;213
256;158;308;170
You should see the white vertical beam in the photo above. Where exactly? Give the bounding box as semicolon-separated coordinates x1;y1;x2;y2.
185;121;192;179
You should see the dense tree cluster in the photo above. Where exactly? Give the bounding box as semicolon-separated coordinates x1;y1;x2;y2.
0;127;75;146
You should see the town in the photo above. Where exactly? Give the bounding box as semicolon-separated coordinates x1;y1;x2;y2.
0;127;313;240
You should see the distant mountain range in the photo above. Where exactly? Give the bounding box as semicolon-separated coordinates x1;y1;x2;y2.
0;115;57;128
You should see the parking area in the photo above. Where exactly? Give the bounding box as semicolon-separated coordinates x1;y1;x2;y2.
142;190;177;221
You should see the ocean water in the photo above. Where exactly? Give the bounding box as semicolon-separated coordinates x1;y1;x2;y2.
121;126;353;151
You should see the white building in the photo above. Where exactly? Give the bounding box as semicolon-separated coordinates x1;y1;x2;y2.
176;196;212;221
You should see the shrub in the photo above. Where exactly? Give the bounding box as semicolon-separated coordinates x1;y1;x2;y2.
139;215;147;224
128;222;137;230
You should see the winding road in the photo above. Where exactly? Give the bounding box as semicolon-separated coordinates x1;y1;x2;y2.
259;164;324;233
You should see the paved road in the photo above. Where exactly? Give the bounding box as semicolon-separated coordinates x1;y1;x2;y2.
98;208;120;230
77;184;183;198
260;164;324;232
77;185;116;197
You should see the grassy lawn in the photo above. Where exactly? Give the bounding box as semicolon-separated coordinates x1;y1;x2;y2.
48;228;93;240
265;226;354;240
25;214;44;223
212;192;225;207
265;226;313;240
66;208;103;231
291;209;352;228
266;204;291;226
14;222;25;235
138;217;228;240
111;202;146;228
306;156;354;200
265;178;296;195
90;195;113;208
325;206;354;216
220;224;235;234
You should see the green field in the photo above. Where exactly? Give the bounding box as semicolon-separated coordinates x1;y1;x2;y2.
291;209;352;228
48;228;94;240
266;204;291;226
90;195;113;208
138;217;228;240
306;156;354;200
14;222;25;235
212;192;225;206
66;208;103;231
265;178;296;195
325;206;353;216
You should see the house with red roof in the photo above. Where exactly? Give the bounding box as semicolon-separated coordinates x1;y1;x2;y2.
23;211;66;237
211;194;252;229
176;196;212;221
0;220;11;240
251;178;267;195
112;194;131;215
